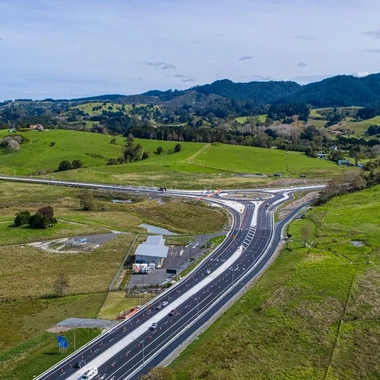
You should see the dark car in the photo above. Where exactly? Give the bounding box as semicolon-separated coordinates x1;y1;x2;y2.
74;359;86;368
168;308;178;316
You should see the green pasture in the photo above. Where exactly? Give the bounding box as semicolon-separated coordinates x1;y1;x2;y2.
191;144;344;177
0;129;207;175
0;129;347;189
235;115;267;124
171;185;380;379
333;115;380;135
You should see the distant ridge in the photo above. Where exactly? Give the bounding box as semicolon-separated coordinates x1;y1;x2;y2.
5;73;380;108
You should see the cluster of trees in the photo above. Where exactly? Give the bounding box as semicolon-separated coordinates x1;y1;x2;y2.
356;107;380;120
58;159;83;171
318;168;380;204
14;206;57;229
367;125;380;136
267;103;309;122
107;134;149;165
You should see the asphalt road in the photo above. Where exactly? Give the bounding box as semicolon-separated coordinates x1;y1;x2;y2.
35;190;308;380
0;176;322;380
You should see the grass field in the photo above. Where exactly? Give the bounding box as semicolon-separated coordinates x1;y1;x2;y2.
191;144;344;177
235;115;267;124
0;130;346;189
97;292;156;320
0;178;228;377
0;327;101;380
170;185;380;379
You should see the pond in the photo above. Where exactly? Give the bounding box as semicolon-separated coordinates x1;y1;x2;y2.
139;223;177;235
351;241;365;247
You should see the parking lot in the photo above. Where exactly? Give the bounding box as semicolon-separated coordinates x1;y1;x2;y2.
127;232;226;288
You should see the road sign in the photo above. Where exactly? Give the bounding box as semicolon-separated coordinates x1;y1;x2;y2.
57;335;68;349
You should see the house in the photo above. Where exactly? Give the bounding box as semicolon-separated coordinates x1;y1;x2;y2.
317;153;328;158
134;235;169;268
29;124;44;131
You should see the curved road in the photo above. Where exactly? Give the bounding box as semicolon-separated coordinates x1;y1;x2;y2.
0;177;321;380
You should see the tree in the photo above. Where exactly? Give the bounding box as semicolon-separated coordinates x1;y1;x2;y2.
300;223;312;247
37;206;54;220
58;160;72;171
79;189;95;211
49;141;56;147
28;213;50;229
110;138;117;145
156;146;163;155
14;211;30;227
174;143;182;153
138;367;176;380
72;159;83;169
53;273;70;297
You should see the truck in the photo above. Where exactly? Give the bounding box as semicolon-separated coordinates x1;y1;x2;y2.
81;367;98;380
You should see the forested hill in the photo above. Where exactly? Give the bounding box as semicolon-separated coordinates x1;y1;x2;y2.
138;79;301;105
278;73;380;107
122;74;380;107
2;73;380;109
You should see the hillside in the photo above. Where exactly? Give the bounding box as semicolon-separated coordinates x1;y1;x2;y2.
279;73;380;107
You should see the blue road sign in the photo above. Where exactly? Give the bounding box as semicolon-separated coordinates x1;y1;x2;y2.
57;335;68;349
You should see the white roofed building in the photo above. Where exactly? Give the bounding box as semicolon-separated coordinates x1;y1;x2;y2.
135;235;168;267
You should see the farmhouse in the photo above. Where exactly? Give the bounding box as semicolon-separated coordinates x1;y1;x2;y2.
134;235;168;267
29;124;44;131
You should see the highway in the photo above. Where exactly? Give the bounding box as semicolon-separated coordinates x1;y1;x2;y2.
33;188;310;380
0;176;321;380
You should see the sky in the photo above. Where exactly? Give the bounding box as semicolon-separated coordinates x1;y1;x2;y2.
1;0;380;100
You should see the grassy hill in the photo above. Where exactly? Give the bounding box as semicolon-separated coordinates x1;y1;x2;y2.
0;130;345;188
170;185;380;379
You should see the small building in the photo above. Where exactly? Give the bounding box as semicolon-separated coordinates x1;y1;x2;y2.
134;235;168;268
317;153;328;158
29;124;44;131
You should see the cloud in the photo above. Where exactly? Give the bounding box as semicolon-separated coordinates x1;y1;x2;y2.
285;35;316;41
365;49;380;54
295;35;316;41
0;38;3;41
137;61;177;70
166;74;196;82
251;75;271;81
239;56;253;61
298;62;307;67
353;71;369;77
363;29;380;39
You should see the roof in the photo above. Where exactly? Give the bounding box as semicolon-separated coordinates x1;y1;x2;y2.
135;244;168;258
135;234;168;259
146;235;165;246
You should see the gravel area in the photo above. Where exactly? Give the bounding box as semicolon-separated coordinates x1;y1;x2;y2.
47;318;120;333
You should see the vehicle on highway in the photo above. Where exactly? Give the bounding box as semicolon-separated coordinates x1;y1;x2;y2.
150;322;158;330
81;366;98;380
74;359;86;368
161;301;169;307
169;308;178;316
155;303;162;310
205;269;211;275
